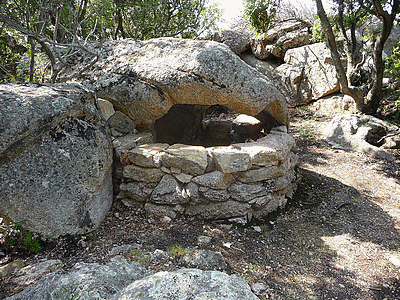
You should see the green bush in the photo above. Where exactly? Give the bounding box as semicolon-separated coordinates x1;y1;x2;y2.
243;0;279;34
386;38;400;82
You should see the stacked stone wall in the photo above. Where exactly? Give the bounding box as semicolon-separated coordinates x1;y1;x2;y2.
113;128;298;223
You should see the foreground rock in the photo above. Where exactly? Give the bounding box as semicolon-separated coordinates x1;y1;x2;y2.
62;37;289;130
6;258;258;300
117;268;259;300
5;257;148;300
0;83;113;237
323;114;400;160
274;42;340;106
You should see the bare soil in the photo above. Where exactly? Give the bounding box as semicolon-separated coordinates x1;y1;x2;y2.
1;108;400;300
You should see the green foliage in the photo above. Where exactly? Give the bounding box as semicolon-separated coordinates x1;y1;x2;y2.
1;220;41;254
312;12;348;43
131;250;149;263
0;32;26;82
299;126;314;139
23;231;41;254
116;0;221;39
312;17;325;42
386;38;400;82
0;0;221;82
243;0;279;34
167;244;186;256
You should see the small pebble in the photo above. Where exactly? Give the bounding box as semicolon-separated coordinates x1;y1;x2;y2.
223;242;232;248
219;224;232;230
162;216;172;223
389;255;400;267
197;235;212;246
253;226;262;233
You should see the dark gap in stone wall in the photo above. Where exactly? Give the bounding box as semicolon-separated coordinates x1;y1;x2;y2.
153;104;283;147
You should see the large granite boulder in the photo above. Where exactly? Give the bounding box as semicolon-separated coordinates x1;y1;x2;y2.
273;42;340;106
0;83;113;237
323;114;400;160
212;29;251;54
116;268;259;300
240;53;279;79
62;37;289;131
250;20;311;59
5;257;148;300
5;258;258;300
311;94;357;114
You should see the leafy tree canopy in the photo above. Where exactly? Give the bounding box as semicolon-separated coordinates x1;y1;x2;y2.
243;0;279;34
0;0;221;82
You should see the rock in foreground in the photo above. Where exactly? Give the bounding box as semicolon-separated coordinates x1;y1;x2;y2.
6;258;258;300
117;268;259;300
0;83;113;237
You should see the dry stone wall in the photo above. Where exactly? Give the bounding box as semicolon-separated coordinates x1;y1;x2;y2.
114;128;298;223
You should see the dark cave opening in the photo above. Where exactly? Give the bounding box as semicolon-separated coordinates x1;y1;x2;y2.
152;104;283;147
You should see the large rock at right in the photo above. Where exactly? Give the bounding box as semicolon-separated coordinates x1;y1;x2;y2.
273;42;340;106
323;114;400;160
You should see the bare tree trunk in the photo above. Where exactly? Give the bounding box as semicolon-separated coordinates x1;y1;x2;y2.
28;37;35;82
26;6;34;82
315;0;364;111
364;0;400;114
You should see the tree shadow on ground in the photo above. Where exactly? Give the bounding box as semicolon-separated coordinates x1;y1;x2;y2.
374;152;400;184
220;167;400;300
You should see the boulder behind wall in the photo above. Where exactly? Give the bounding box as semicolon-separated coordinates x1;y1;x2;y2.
0;83;113;237
63;37;289;130
273;42;340;106
250;20;310;59
240;52;279;79
212;29;251;54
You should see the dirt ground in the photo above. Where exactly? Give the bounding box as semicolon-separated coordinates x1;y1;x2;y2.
1;108;400;300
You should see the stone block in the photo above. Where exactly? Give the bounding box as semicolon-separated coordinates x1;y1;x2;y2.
185;200;251;220
208;146;252;173
236;132;295;165
123;165;164;182
228;183;268;202
160;144;208;176
192;170;235;190
113;133;154;159
144;203;177;219
201;188;231;202
150;175;188;205
124;143;167;168
234;152;298;183
118;182;146;202
107;111;136;134
174;173;193;183
97;98;115;120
